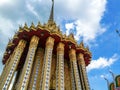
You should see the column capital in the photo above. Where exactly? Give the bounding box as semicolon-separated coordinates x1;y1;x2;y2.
57;42;64;53
30;35;39;46
77;53;85;65
46;37;55;48
77;53;84;60
69;49;76;61
17;39;26;48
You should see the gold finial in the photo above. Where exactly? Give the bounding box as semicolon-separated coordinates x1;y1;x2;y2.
67;33;77;44
38;21;41;25
18;25;23;32
30;22;36;30
8;38;12;43
19;25;22;29
37;21;41;27
8;39;14;47
24;22;28;29
31;22;35;28
68;33;74;40
24;23;28;28
37;21;43;29
79;40;84;47
48;0;54;22
24;22;29;31
86;45;89;51
14;31;18;39
85;45;92;57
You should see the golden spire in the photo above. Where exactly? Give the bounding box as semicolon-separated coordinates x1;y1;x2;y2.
48;0;54;22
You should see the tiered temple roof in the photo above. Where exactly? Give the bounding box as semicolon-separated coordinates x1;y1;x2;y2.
2;21;91;66
2;0;91;66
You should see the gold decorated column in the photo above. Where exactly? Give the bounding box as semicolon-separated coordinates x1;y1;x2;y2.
17;35;39;90
40;37;54;90
77;57;85;90
56;42;64;90
77;53;90;90
69;49;82;90
28;48;44;90
0;54;14;87
0;40;26;90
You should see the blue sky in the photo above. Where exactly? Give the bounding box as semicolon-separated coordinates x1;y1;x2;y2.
0;0;120;90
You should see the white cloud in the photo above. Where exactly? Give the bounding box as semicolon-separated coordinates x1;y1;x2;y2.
63;0;107;43
0;0;107;44
28;0;42;3
0;15;15;44
65;23;74;35
0;16;15;37
100;74;110;79
0;15;15;71
87;54;119;72
0;16;14;75
100;75;104;78
26;2;40;19
0;0;13;6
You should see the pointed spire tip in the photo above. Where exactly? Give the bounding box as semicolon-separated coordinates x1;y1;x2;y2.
48;0;54;22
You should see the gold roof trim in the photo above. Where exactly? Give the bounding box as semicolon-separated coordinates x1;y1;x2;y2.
37;21;44;29
84;46;92;57
67;33;77;44
4;51;7;56
13;22;91;57
18;26;24;32
76;40;85;50
7;39;14;47
45;21;56;30
30;22;36;31
13;32;18;39
23;23;29;32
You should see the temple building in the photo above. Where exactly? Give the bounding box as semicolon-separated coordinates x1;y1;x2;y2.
104;74;120;90
0;0;91;90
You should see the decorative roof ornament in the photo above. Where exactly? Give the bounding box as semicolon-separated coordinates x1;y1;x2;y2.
18;25;23;32
8;39;12;43
79;40;84;48
68;33;77;44
24;23;28;28
14;32;18;39
86;45;90;51
68;33;74;39
85;45;92;56
30;22;36;30
31;22;35;28
38;21;41;26
23;22;29;31
37;21;43;29
7;39;14;47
